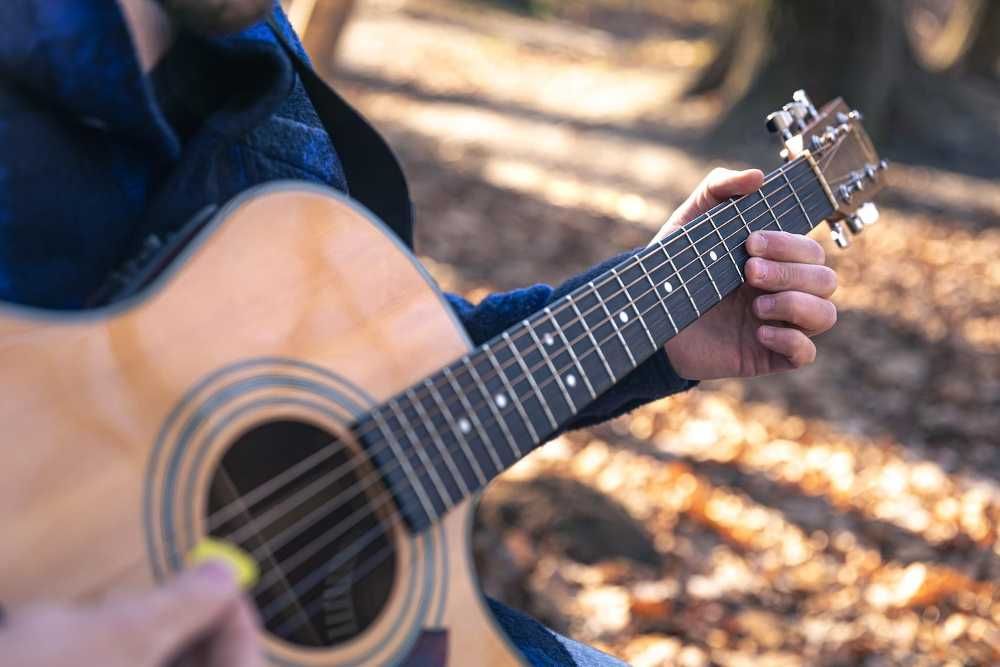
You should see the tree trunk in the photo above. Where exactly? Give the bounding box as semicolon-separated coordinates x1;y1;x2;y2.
711;1;911;143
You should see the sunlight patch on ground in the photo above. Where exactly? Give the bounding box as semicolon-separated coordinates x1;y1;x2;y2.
340;4;690;125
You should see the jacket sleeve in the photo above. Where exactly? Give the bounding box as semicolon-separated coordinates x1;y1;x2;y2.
444;249;697;432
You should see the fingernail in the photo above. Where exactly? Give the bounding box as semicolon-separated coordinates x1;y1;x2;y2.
195;561;238;591
757;296;775;314
748;232;767;254
188;538;259;591
750;258;767;281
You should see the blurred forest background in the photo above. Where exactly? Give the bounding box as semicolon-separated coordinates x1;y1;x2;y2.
290;0;999;664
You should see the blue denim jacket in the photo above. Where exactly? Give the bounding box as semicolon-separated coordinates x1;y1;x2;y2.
0;1;693;426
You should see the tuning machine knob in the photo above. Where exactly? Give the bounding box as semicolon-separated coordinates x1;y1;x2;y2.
828;221;850;249
783;102;809;132
856;202;880;226
766;110;795;140
792;89;819;120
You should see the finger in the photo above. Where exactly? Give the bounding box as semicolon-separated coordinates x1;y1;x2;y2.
757;325;817;368
655;168;764;242
745;258;838;297
111;563;242;664
201;598;263;667
754;292;837;336
746;231;825;265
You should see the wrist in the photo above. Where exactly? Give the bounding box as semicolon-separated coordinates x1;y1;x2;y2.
663;337;699;382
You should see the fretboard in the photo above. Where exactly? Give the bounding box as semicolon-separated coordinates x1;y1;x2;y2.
358;157;835;532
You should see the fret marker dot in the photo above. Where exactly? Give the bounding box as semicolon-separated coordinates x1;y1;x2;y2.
709;251;718;261
619;311;629;323
566;374;577;387
543;333;555;347
458;418;471;434
495;393;508;408
663;281;673;294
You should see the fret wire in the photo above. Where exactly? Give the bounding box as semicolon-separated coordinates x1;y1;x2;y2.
442;366;504;474
504;331;558;431
734;197;753;236
350;172;824;506
659;243;700;317
462;356;522;459
364;169;818;475
423;378;487;486
783;169;810;223
484;342;540;443
683;222;723;300
613;267;657;348
369;410;437;521
707;210;743;278
524;320;578;413
635;253;678;334
387;398;455;508
545;306;597;399
569;299;615;383
590;280;636;367
405;388;470;497
250;181;828;562
761;183;785;232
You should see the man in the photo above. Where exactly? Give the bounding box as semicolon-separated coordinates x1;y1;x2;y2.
0;0;837;664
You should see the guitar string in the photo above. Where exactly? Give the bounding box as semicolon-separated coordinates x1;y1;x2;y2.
261;250;785;635
231;184;835;621
252;192;837;636
210;172;834;567
259;189;841;636
207;167;823;543
207;158;806;521
205;159;818;530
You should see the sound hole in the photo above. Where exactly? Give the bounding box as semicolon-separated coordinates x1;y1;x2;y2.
207;420;396;648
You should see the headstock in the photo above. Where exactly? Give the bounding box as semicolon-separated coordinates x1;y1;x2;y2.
766;90;889;248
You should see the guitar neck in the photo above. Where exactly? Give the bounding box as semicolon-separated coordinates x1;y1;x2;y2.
358;156;836;532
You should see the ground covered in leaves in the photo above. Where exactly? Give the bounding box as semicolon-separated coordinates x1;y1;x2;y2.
323;1;1000;663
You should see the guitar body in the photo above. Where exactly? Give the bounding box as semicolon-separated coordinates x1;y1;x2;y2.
0;183;523;666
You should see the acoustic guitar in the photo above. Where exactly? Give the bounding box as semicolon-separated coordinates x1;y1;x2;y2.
0;92;886;665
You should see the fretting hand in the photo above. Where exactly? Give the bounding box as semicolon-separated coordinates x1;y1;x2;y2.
659;168;838;380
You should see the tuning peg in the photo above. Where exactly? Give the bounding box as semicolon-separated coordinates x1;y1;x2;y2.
878;158;890;171
848;109;863;121
856;202;879;226
766;110;795;140
828;221;850;249
864;164;878;181
845;214;865;234
792;89;819;120
783;102;809;131
838;184;853;204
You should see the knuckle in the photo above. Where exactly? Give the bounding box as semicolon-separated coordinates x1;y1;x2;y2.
811;239;827;264
825;301;838;329
777;263;793;288
708;166;727;180
824;267;839;294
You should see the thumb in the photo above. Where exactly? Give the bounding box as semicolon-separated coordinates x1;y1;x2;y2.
653;168;764;243
115;562;245;665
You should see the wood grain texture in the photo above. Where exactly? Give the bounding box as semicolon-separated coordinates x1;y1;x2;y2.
0;184;523;666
